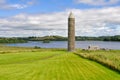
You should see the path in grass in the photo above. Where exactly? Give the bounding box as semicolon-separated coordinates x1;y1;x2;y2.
0;51;120;80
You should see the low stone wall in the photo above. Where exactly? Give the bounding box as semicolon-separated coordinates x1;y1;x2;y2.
84;46;110;51
88;46;100;50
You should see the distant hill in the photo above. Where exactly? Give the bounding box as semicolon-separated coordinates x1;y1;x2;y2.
27;35;120;41
0;35;119;43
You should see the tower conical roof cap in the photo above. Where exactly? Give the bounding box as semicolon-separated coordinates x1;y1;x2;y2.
69;12;75;18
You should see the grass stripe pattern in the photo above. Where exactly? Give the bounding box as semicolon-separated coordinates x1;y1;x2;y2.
0;47;120;80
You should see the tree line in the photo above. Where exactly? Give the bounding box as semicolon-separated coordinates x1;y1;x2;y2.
0;35;119;43
76;35;120;41
0;38;28;43
28;35;120;41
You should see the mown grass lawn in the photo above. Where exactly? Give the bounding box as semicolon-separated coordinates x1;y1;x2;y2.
0;47;120;80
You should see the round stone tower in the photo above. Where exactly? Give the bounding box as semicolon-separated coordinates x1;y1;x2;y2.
68;12;75;52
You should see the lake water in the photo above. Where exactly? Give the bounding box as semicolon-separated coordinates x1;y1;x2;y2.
6;41;120;50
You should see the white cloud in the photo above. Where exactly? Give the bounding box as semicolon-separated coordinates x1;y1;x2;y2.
76;0;120;6
0;7;120;37
0;0;35;10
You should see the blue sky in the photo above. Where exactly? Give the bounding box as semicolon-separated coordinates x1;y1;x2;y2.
1;0;120;17
0;0;120;37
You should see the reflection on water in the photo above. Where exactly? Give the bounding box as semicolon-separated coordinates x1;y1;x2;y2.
6;41;120;50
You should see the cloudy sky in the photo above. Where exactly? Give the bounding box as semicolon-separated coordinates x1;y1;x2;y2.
0;0;120;37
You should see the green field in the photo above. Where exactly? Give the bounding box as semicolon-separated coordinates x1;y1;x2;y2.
0;46;120;80
76;50;120;72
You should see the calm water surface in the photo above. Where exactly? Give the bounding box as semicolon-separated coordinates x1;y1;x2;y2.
6;41;120;50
